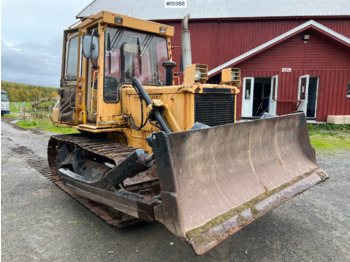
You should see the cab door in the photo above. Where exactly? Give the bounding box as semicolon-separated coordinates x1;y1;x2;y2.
59;30;79;123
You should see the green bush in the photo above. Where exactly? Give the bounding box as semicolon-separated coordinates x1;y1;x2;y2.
308;123;350;132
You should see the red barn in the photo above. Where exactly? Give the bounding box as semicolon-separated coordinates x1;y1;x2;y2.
78;0;350;121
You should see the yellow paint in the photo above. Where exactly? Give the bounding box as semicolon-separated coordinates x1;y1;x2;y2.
53;10;241;153
221;68;241;87
184;64;208;86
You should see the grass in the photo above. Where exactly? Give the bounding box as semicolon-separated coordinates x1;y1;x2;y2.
5;102;77;134
9;102;32;114
308;124;350;153
15;119;79;134
2;113;20;119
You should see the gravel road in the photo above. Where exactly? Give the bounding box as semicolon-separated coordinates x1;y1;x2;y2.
1;119;350;262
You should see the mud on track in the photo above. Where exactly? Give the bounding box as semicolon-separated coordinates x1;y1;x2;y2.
1;119;350;262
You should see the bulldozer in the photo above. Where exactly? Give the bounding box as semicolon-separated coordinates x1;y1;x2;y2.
48;11;328;255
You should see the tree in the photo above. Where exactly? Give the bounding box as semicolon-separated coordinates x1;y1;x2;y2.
16;89;26;102
50;91;59;98
9;88;16;101
2;82;9;89
26;91;31;101
32;88;42;102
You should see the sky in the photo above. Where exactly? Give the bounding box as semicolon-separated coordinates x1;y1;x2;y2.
1;0;93;88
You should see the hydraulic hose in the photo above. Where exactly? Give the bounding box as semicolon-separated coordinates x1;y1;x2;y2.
132;77;172;133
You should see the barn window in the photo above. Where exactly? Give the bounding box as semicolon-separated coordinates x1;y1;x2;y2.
348;83;350;98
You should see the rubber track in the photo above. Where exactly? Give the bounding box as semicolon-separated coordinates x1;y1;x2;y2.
47;134;142;228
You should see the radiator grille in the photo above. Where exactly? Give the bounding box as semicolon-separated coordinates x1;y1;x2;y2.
195;94;235;126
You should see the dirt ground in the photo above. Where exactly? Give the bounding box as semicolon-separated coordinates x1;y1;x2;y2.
1;118;350;262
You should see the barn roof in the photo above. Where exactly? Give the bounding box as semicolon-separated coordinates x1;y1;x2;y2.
77;0;350;20
208;20;350;76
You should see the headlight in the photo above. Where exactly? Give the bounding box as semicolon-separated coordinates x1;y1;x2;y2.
221;67;241;87
195;69;202;82
184;64;208;85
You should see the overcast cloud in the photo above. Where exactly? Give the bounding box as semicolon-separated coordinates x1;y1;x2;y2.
1;0;93;87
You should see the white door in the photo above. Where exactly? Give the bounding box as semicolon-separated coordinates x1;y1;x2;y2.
297;75;310;114
269;75;278;115
242;77;254;117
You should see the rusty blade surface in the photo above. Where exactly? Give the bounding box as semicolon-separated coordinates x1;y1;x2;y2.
151;113;328;255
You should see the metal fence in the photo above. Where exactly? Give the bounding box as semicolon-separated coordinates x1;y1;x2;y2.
18;102;53;120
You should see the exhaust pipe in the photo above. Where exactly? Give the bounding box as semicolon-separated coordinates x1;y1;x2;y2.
181;14;192;70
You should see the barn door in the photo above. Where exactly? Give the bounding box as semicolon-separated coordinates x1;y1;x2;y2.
297;75;310;114
269;75;278;115
242;77;254;117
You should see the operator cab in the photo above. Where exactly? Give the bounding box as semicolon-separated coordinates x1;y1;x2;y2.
59;16;171;125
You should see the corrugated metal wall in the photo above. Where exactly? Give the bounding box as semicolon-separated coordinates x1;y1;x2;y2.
163;18;350;73
159;17;350;121
235;69;350;121
235;30;350;121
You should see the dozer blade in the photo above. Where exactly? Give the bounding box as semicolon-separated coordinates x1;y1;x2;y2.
150;113;328;255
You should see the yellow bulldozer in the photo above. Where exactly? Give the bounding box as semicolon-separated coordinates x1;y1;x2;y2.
48;11;328;255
